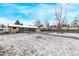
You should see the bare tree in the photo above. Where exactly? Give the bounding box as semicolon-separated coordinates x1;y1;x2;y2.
44;20;49;28
0;24;6;28
71;15;79;27
35;20;43;28
71;19;78;27
54;6;67;33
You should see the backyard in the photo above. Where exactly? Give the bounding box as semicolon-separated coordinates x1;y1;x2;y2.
0;33;79;56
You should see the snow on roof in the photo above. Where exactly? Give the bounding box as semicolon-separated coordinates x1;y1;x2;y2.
68;27;78;29
62;27;78;29
51;27;78;30
8;24;38;28
0;26;9;29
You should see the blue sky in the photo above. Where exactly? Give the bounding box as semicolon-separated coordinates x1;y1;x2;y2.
0;3;79;25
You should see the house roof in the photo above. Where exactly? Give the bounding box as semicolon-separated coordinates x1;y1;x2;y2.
61;27;78;29
0;26;9;29
8;24;38;28
51;27;78;30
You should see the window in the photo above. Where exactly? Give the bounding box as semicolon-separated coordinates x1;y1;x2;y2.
12;27;16;29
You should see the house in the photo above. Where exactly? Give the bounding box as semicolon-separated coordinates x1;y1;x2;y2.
8;25;38;33
0;28;9;33
0;24;9;33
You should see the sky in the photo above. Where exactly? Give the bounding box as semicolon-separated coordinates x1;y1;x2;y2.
0;3;79;25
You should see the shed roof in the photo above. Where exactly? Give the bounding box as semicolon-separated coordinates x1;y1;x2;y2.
8;25;38;28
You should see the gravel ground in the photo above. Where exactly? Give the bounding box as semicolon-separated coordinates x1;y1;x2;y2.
0;33;79;56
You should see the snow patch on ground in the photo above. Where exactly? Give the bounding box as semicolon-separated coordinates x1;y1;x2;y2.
0;33;79;56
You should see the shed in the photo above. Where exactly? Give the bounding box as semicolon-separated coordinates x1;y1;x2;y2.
8;25;38;33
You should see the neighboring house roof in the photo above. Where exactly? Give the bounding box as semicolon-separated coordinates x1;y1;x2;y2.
61;27;78;29
0;27;9;29
8;25;38;28
0;27;7;30
51;27;78;30
68;27;78;29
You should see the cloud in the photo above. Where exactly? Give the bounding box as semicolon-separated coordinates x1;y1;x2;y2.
22;21;34;26
0;3;79;25
0;17;34;26
0;17;15;25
